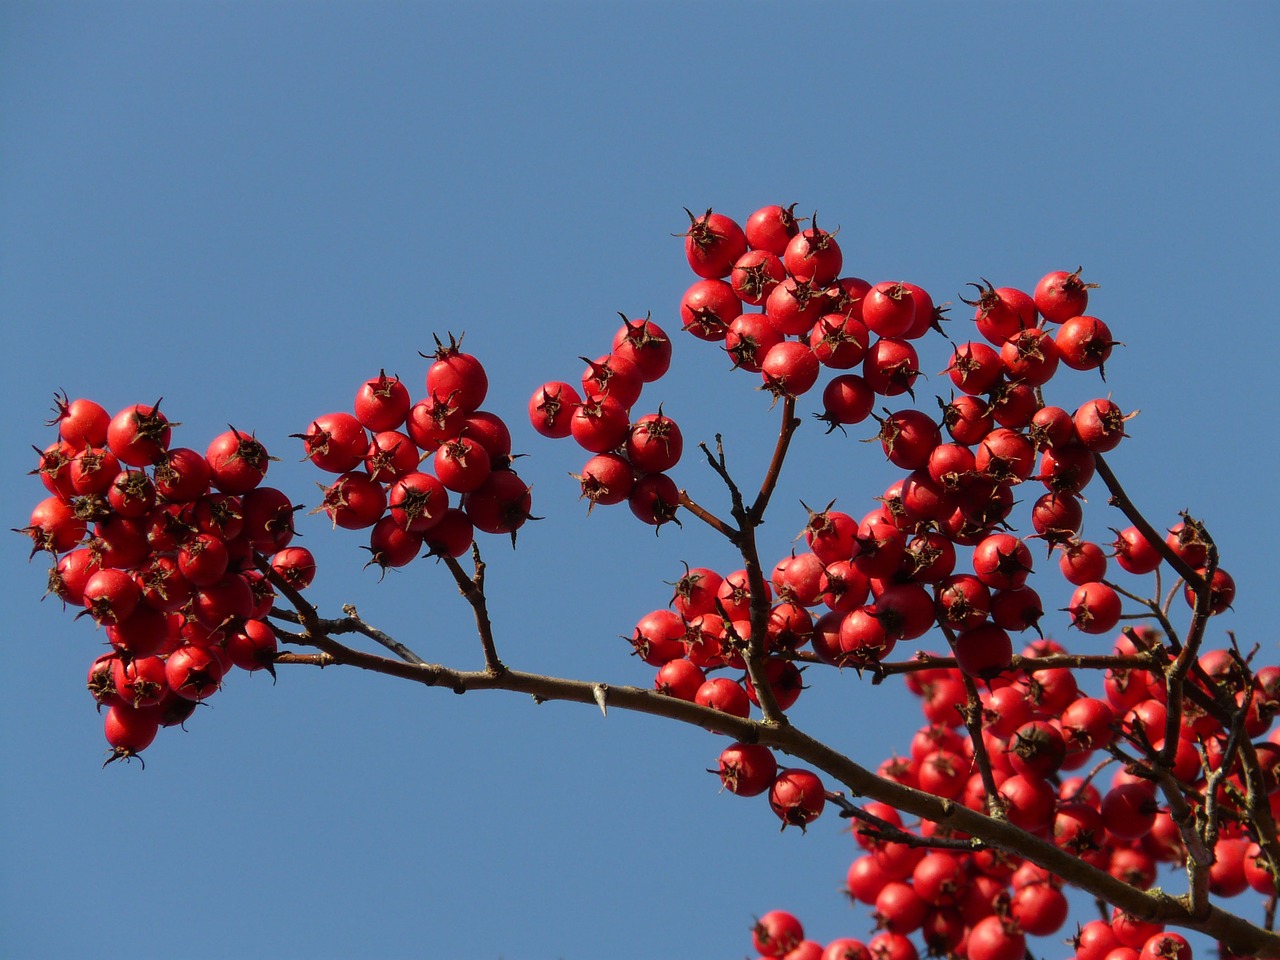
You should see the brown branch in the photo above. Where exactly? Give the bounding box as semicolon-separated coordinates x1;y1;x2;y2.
862;650;1159;681
677;490;737;542
268;639;1280;956
748;395;800;525
827;790;986;852
938;622;1004;819
1094;454;1205;588
442;543;504;674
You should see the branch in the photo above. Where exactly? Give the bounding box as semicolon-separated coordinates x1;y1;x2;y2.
1094;454;1204;588
748;395;800;525
442;543;504;674
677;490;738;541
269;632;1280;956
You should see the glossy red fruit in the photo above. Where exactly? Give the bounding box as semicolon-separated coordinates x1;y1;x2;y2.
82;568;141;626
860;281;917;338
964;280;1037;345
205;428;270;494
316;471;387;530
627;472;680;527
681;207;747;279
1058;539;1108;585
387;471;449;533
717;742;778;797
809;313;870;369
729;249;786;306
107;402;173;466
935;575;991;631
1074;398;1132;452
744;204;800;256
876;410;941;470
987;380;1038;428
68;445;121;496
165;644;226;701
1112;525;1162;575
1000;327;1059;385
626;609;685;666
103;702;160;762
239;486;297;550
421;508;474;558
784;215;842;286
966;914;1026;960
724;312;784;373
654;658;704;701
580;353;643;410
21;496;86;555
611;314;671;382
998;773;1057;834
177;532;230;587
862;338;919;397
365;515;424;570
626;412;683;473
425;334;488;413
1056;315;1117;374
111;655;168;708
972;534;1033;590
570;395;630;454
573;452;633;509
953;623;1013;679
1067;581;1122;634
33;439;77;498
695;677;749;718
817;375;875;430
944;341;1002;396
1037;443;1096;495
363;430;419;484
48;393;110;449
1034;268;1097;324
354;370;411;431
191;573;254;630
752;909;805;958
106;605;173;659
407;390;466;452
761;341;820;398
681;278;742;340
1184;567;1235;614
434;437;492;493
940;394;993;446
1101;782;1158;840
898;283;938;340
768;768;825;831
295;412;368;473
226;618;279;672
464;469;533;537
528;381;582;439
766;277;827;336
270;546;317;590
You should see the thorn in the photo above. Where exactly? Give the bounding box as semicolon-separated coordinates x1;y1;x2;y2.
593;683;609;717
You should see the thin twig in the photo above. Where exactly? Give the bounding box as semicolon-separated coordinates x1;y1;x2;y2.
748;395;800;525
442;543;504;675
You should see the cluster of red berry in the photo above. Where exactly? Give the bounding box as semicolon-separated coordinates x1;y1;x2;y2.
585;205;1277;960
823;634;1280;960
528;315;683;523
745;904;1205;960
21;338;530;764
24;395;295;763
297;335;531;566
675;204;940;415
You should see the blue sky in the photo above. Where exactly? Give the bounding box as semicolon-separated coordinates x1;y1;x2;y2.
3;3;1278;958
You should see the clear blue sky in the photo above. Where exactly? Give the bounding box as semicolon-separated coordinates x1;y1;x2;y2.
3;3;1278;958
